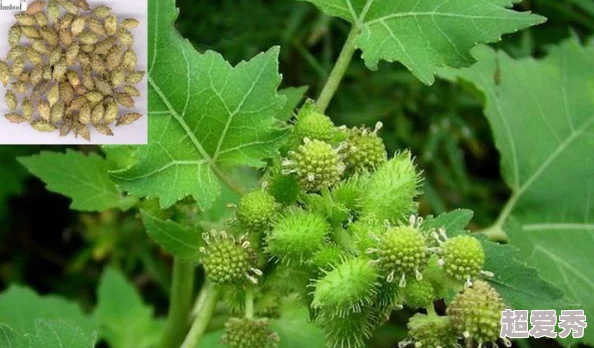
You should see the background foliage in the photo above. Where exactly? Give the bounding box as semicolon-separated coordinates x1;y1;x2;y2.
0;0;592;347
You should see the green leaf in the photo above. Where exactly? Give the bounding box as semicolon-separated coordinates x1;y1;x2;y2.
0;321;97;348
141;209;204;260
277;86;309;121
421;208;474;235
112;0;287;210
18;150;137;212
95;268;164;348
297;0;545;84
439;39;594;345
0;286;96;339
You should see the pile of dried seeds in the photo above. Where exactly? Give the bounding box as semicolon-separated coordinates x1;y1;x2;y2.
0;0;145;141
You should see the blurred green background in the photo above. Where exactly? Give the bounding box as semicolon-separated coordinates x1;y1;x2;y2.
0;0;592;347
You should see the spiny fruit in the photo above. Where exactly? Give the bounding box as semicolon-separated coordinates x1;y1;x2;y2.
348;216;384;255
308;245;348;272
200;230;261;286
361;150;422;224
447;280;506;347
402;313;458;348
266;209;329;265
283;138;346;192
222;318;279;348
289;101;337;147
316;307;377;348
344;122;387;172
236;190;279;233
312;258;379;317
402;279;435;309
368;224;428;287
440;235;486;284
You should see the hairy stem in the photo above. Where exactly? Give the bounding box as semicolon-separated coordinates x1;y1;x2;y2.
181;282;220;348
316;25;359;113
245;287;255;319
479;192;518;243
213;166;247;196
159;259;195;348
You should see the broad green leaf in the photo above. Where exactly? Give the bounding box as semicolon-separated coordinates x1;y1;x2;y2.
102;146;138;171
277;86;309;121
111;0;287;210
141;210;204;260
421;210;566;310
0;286;96;338
95;268;164;348
297;0;545;84
18;150;137;212
0;321;97;348
439;39;594;345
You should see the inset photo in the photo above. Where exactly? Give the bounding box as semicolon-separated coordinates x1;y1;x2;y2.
0;0;147;144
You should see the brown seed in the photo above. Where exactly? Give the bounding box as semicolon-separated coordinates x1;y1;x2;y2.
91;55;107;74
7;46;25;61
66;70;80;88
26;1;46;15
59;121;73;137
104;97;118;124
31;119;57;132
51;100;65;123
74;123;91;141
4;112;27;124
116;112;142;127
72;0;90;11
39;27;59;46
93;77;112;96
81;44;95;54
74;86;87;95
8;25;21;47
93;5;112;18
59;14;75;31
125;70;145;84
79;31;99;45
81;67;94;90
60;30;73;46
34;12;48;27
5;90;17;111
12;81;28;94
26;47;44;66
68;95;87;112
71;16;86;36
86;91;104;104
42;65;53;80
115;92;135;108
15;14;36;26
49;47;62;65
48;0;60;23
31;82;50;100
11;57;26;78
66;43;80;65
95;124;114;136
105;15;117;36
53;58;68;81
122;49;137;71
91;102;104;125
59;81;74;105
79;102;91;124
123;85;141;97
31;65;44;85
38;100;51;121
22;97;33;120
89;17;106;36
0;60;9;86
121;18;140;30
106;46;123;71
31;39;49;55
62;0;80;15
78;52;91;68
117;28;134;47
21;26;41;39
111;67;125;87
47;83;60;106
94;36;116;55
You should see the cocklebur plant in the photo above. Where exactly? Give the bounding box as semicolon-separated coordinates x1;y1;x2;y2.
5;1;589;348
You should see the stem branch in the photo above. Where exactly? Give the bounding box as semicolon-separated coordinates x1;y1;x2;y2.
316;26;359;113
181;283;220;348
245;287;255;319
159;258;195;348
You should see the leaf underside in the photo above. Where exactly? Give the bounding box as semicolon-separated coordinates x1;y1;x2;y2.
111;0;287;210
298;0;545;84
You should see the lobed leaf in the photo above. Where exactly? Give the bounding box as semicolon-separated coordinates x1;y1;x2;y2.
111;0;288;210
298;0;545;84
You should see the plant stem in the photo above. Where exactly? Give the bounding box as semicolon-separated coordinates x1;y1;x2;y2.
245;287;255;319
159;258;195;348
181;282;220;348
479;192;518;243
316;25;359;113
